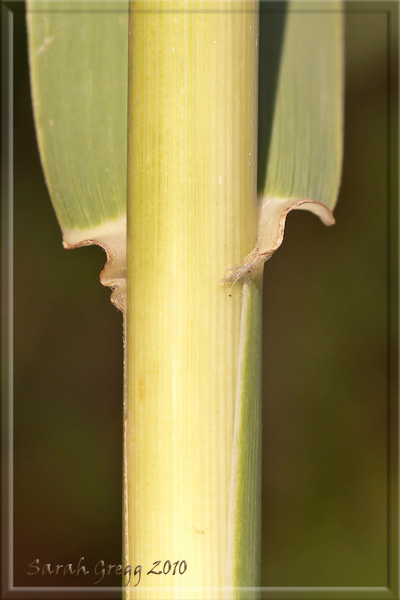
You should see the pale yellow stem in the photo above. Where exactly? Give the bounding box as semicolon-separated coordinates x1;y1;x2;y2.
125;2;259;598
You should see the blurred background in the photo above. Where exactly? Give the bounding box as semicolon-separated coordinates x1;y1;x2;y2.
7;1;398;595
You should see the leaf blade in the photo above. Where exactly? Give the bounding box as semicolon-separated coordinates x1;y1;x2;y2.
258;2;344;209
27;0;129;232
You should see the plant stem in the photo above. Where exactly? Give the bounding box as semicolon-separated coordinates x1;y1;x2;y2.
125;1;260;597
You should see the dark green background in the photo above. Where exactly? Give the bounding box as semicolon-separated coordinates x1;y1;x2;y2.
8;2;398;595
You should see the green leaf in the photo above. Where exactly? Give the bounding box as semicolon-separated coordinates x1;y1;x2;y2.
226;2;344;282
27;0;129;309
27;0;129;232
258;2;343;209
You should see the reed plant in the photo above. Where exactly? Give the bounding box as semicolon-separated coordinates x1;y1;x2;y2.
27;1;343;597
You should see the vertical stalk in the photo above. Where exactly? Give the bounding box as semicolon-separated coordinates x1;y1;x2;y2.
125;1;260;597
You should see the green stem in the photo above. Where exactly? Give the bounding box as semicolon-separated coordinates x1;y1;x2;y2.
226;271;263;597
